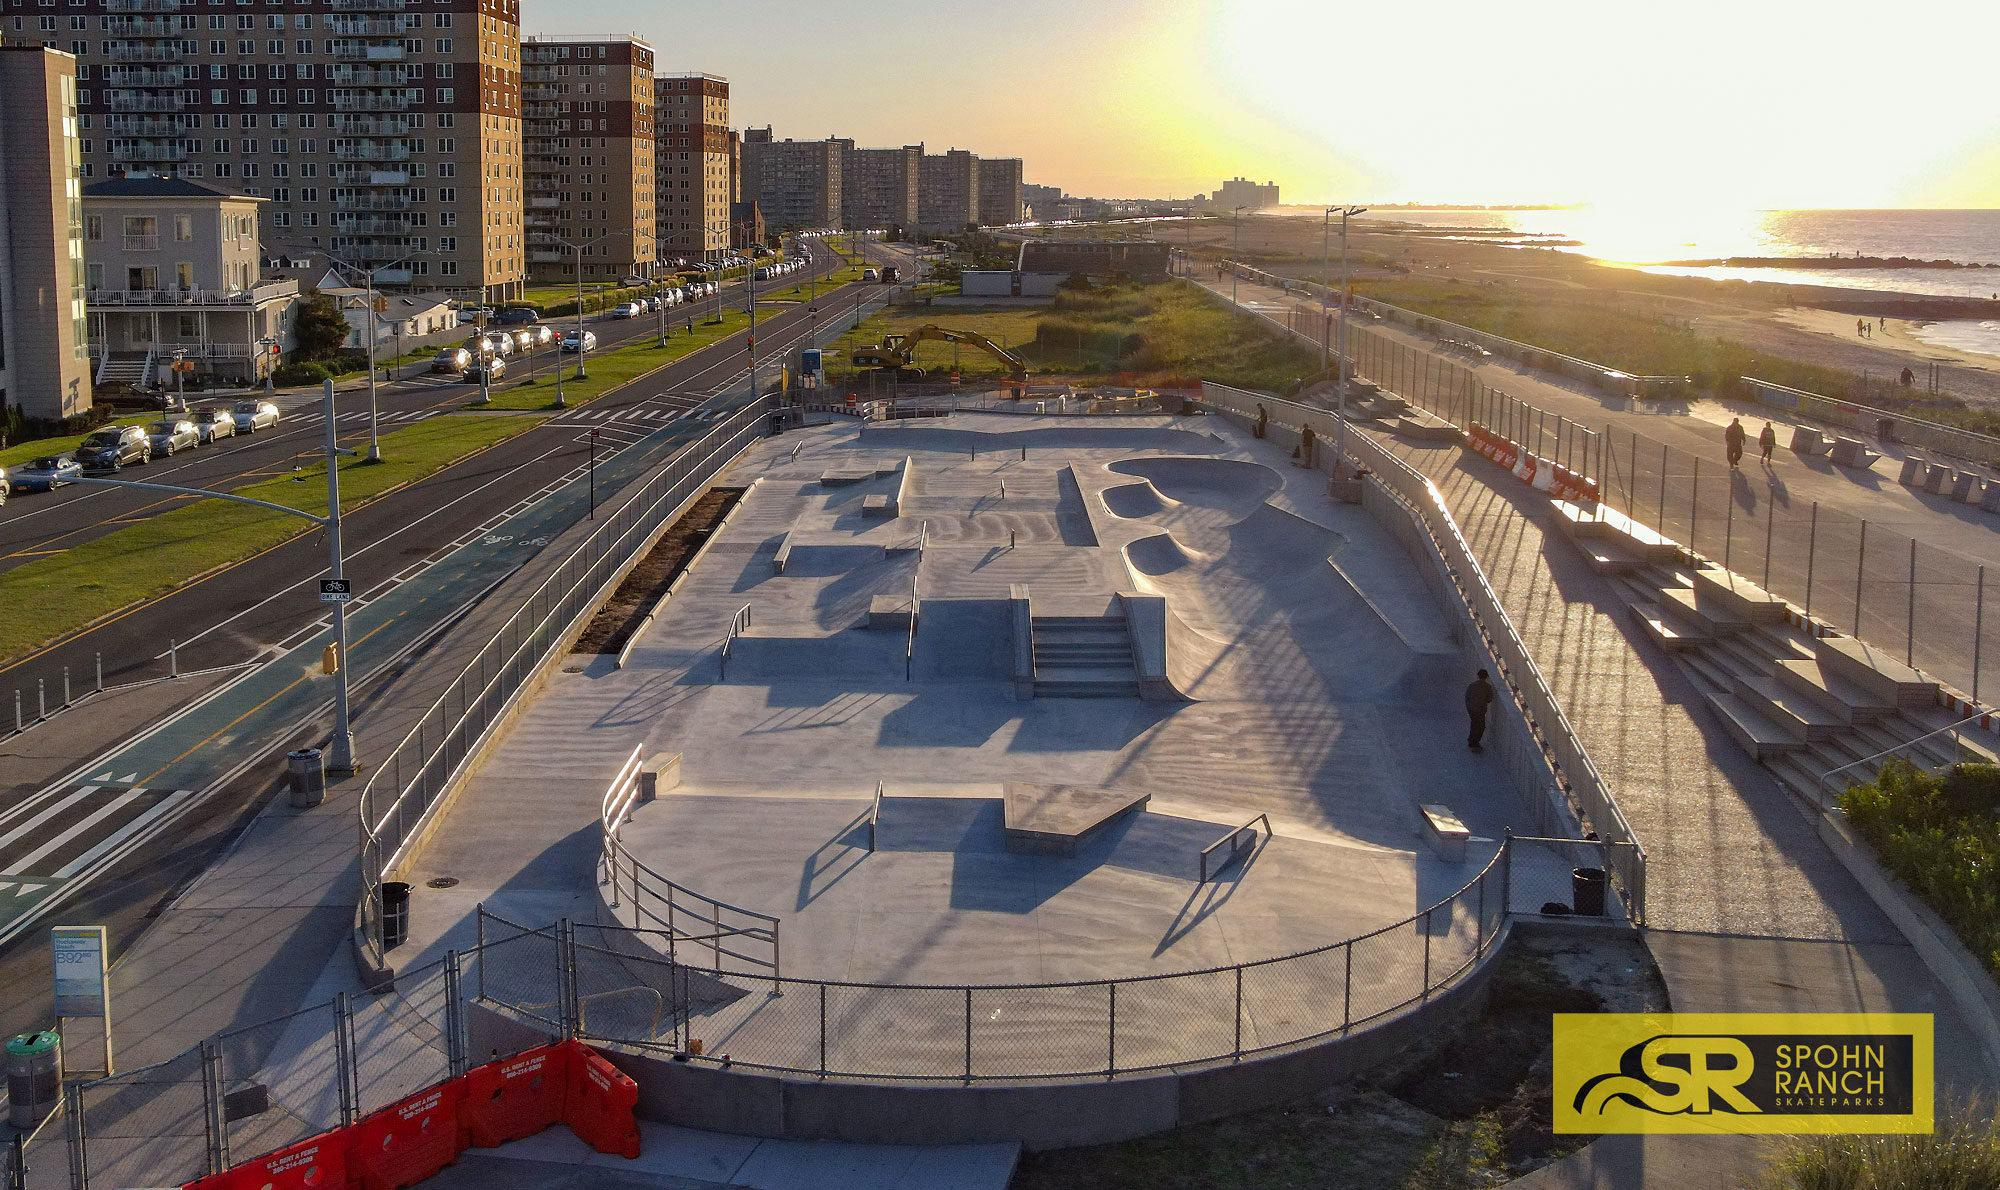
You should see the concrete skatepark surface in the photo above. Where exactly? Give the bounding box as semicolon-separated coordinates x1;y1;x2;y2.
402;410;1579;1081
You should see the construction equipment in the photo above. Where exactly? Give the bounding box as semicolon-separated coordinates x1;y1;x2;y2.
850;325;1027;381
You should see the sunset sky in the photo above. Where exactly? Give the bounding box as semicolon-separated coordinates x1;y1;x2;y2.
541;0;2000;209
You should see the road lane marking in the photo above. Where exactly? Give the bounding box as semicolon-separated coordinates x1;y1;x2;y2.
54;789;193;879
6;787;146;876
0;786;100;849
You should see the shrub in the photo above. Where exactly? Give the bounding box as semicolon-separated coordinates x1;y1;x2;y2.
272;361;332;387
1840;759;2000;976
1763;1099;2000;1189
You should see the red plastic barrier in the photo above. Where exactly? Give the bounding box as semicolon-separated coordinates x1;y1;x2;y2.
562;1041;640;1159
183;1132;347;1190
351;1081;466;1190
460;1044;567;1148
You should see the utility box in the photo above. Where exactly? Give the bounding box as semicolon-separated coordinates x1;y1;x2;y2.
7;1032;61;1128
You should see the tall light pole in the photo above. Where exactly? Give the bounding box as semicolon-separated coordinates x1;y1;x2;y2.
311;246;433;463
548;230;630;383
1231;205;1247;306
1331;205;1367;476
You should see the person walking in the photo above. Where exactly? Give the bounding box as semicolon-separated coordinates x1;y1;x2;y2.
1725;417;1746;469
1758;421;1777;464
1465;669;1494;752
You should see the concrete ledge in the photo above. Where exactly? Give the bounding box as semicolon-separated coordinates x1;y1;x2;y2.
772;529;795;575
862;494;894;518
894;455;915;517
868;595;914;630
1009;584;1034;700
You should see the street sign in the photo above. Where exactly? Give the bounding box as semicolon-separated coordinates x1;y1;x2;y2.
319;578;353;603
52;926;107;1016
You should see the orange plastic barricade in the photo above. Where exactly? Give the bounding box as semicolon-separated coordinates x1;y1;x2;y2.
351;1081;467;1190
460;1044;568;1148
182;1132;347;1190
562;1041;640;1159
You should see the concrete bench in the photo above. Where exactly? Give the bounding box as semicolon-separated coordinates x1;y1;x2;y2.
861;494;895;518
1815;635;1935;709
1418;803;1470;862
1828;437;1881;470
867;595;913;630
1949;471;1982;503
1790;426;1832;457
1392;408;1464;443
1551;500;1680;562
1922;463;1951;494
1897;456;1928;487
819;470;877;486
1691;568;1786;625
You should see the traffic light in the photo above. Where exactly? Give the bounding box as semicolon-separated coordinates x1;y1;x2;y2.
373;296;388;314
322;643;340;675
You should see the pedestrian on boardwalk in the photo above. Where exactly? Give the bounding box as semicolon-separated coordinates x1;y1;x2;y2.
1465;669;1494;752
1255;402;1268;439
1758;422;1777;464
1725;417;1746;469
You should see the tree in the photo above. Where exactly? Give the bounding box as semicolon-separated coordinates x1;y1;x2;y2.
293;293;351;361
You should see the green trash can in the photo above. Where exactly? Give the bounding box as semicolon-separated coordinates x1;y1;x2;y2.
7;1031;61;1128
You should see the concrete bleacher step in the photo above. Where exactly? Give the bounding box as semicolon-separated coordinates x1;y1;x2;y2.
1033;669;1142;698
1031;615;1140;698
1660;588;1745;636
1704;691;1805;759
1732;673;1848;741
1691;568;1787;625
1631;601;1706;652
1551;500;1682;562
1582;540;1642;576
1815;636;1936;710
1773;658;1894;724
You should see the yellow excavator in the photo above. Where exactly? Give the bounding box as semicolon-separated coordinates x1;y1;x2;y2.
849;325;1028;382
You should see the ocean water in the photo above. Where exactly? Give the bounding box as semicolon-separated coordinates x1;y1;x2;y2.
1309;206;2000;355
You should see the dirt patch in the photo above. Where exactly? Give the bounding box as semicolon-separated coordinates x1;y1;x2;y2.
569;486;742;654
1014;931;1667;1189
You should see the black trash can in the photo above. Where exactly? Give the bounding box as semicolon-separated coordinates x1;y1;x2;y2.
1572;867;1607;916
287;747;324;809
380;881;411;951
6;1032;61;1129
1877;417;1896;443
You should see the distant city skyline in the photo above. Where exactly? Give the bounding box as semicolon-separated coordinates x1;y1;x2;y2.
536;0;2000;211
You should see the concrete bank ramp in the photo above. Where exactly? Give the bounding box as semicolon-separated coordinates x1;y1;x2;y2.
1123;530;1208;577
841;425;1225;455
1100;478;1177;520
1105;456;1283;519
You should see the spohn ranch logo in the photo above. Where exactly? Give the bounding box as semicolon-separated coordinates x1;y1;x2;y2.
1553;1013;1932;1134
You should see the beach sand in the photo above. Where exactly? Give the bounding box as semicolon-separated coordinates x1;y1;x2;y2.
1769;308;2000;374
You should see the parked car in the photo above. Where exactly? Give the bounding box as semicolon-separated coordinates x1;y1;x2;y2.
10;454;82;491
561;329;597;353
494;307;538;326
0;468;9;506
231;399;280;433
432;347;472;375
469;355;507;382
610;302;641;319
193;407;237;443
76;425;151;470
146;418;201;458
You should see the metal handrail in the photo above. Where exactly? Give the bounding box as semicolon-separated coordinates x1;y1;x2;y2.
718;602;753;680
1198;812;1270;883
1817;711;1991;802
868;779;885;852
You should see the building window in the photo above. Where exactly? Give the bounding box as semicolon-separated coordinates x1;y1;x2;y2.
122;215;158;250
174;215;193;241
84;214;102;241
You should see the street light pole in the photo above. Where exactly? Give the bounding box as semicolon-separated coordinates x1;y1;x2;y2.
549;230;629;382
322;378;357;772
1332;204;1367;477
1231;205;1246;306
361;273;381;462
1320;208;1333;374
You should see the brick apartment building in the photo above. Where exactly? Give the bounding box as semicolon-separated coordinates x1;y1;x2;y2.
0;45;93;422
3;0;529;302
976;156;1022;227
836;141;918;232
739;126;839;231
652;72;728;264
918;148;976;233
521;33;654;283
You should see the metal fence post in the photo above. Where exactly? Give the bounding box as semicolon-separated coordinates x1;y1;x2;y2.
201;1039;228;1175
64;1082;85;1190
1763;498;1776;590
1855;520;1869;636
37;680;44;721
1722;488;1733;572
95;653;102;694
1474;871;1486;955
444;950;467;1079
1976;567;1985;704
1342;943;1353;1033
963;988;973;1083
1659;443;1668;530
335;991;357;1126
818;983;827;1078
1421;908;1433;1002
1690;457;1700;556
1106;982;1116;1078
1907;537;1918;668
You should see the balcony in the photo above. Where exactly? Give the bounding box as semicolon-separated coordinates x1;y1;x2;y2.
327;64;409;86
337;215;410;235
104;43;183;63
104;66;187;87
334;140;413;163
327;0;406;11
121;235;160;251
327;40;407;62
117;143;189;164
105;15;182;37
522;83;563;101
106;115;189;136
332;92;415;112
335;193;411;211
87;280;298;308
335;168;412;186
327;17;404;35
330;114;411;137
348;242;420;264
528;251;565;264
109;92;186;112
528;196;561;209
522;103;563;120
104;0;184;11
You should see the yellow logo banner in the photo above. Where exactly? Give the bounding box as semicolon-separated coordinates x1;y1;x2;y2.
1553;1013;1932;1134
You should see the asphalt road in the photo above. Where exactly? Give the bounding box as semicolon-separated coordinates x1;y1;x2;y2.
0;242;868;709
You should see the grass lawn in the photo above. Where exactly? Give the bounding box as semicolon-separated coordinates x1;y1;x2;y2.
1;414;161;473
469;309;755;411
827;282;1318;391
0;414;540;665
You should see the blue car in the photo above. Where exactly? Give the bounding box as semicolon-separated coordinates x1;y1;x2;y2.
10;454;82;492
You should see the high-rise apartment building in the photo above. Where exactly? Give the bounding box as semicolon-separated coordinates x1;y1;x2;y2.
521;34;653;283
1208;177;1280;211
836;141;919;232
918;148;977;232
976;156;1022;227
1021;182;1063;219
3;0;528;301
0;45;93;423
652;72;727;264
739;127;839;231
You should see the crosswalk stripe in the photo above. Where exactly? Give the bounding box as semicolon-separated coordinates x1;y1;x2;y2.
55;790;193;879
0;786;100;850
6;788;148;877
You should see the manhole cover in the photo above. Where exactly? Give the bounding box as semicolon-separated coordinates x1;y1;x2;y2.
426;876;459;889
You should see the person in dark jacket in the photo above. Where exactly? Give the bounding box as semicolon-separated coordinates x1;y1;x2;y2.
1758;422;1777;464
1465;669;1494;751
1725;417;1746;469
